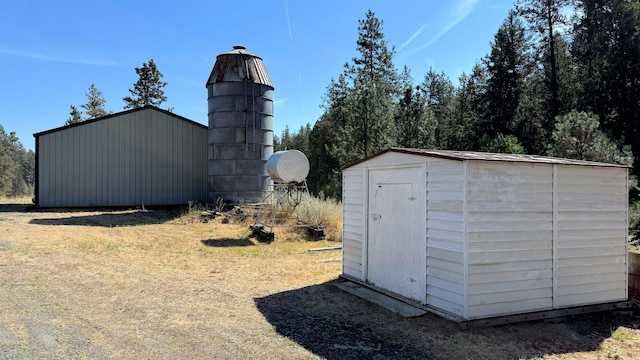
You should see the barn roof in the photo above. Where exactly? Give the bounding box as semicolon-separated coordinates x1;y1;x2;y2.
33;105;206;138
346;148;629;169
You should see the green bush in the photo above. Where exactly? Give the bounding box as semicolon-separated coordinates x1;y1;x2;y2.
479;133;525;154
629;199;640;249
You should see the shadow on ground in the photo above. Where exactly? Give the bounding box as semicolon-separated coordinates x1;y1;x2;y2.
201;238;255;247
255;280;424;359
28;209;181;227
255;279;640;360
0;204;34;213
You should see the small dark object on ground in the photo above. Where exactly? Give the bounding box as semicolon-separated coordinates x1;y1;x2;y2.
249;225;274;243
304;224;325;240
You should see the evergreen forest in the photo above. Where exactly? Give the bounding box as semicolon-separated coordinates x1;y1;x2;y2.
0;125;34;198
275;1;640;206
4;1;640;237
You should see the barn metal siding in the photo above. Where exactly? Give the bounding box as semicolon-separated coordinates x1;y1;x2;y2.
425;158;466;317
465;161;554;319
342;168;366;279
36;107;207;207
554;165;628;307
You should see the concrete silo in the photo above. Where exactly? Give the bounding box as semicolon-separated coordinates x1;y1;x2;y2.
206;45;274;203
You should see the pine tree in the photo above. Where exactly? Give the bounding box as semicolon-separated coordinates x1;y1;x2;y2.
395;67;435;149
275;124;312;154
551;35;578;116
420;68;455;149
395;67;437;149
123;59;168;109
0;126;34;197
321;10;399;166
341;10;398;160
572;0;640;170
514;73;548;154
310;10;400;196
65;105;83;125
517;0;570;124
481;10;531;138
307;114;342;198
307;75;350;197
454;64;488;150
81;83;110;119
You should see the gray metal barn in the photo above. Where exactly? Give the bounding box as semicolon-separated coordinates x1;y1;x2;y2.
34;106;208;207
342;148;629;321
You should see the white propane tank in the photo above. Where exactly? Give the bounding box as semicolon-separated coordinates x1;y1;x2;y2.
266;150;310;183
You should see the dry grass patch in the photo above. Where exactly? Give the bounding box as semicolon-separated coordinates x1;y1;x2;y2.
599;327;640;360
0;204;342;358
294;195;343;242
0;196;32;204
1;200;639;359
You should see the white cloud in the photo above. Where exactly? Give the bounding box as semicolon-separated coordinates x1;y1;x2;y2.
274;98;288;105
407;0;481;55
397;24;426;53
0;48;119;67
284;0;293;40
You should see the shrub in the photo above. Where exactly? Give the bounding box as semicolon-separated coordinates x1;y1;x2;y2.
629;199;640;250
479;133;525;154
294;194;342;242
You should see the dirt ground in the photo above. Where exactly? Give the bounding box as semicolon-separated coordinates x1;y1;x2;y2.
1;202;639;360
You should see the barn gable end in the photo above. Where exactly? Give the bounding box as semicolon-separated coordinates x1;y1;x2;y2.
34;106;208;207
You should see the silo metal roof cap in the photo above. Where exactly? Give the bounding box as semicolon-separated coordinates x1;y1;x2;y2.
206;45;274;88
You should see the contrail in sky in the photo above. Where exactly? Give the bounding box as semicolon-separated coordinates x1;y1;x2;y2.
274;98;288;105
397;24;426;52
0;48;119;67
407;0;480;55
285;0;292;40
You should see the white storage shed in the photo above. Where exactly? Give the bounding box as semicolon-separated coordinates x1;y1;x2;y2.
341;148;629;321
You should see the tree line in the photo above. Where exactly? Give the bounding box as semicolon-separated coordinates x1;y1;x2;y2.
0;59;168;199
0;125;34;198
65;59;167;125
276;0;640;201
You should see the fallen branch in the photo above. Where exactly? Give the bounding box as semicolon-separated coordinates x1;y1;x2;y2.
304;245;342;253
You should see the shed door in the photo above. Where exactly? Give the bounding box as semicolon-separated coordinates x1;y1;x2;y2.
367;166;426;303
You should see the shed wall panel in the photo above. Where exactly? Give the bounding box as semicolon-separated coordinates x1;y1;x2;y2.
466;161;554;319
37;108;207;207
426;159;465;317
554;166;628;307
342;168;366;280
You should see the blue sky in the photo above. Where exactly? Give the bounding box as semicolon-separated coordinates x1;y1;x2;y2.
1;0;515;151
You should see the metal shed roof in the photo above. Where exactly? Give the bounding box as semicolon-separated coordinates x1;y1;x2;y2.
33;105;206;138
346;148;629;169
